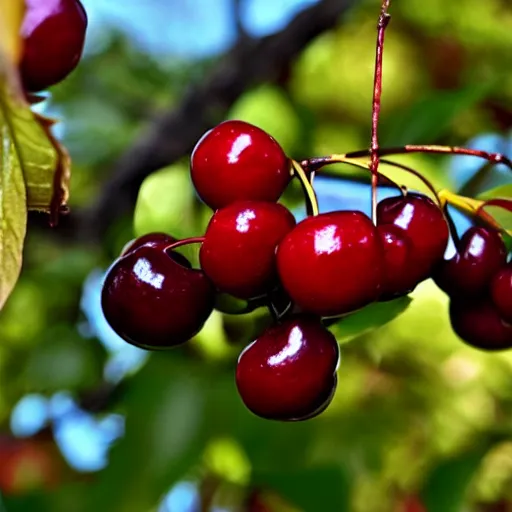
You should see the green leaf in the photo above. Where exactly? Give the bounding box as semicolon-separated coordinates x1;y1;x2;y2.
253;465;350;512
330;296;413;343
87;354;211;512
0;15;70;308
381;86;489;146
0;83;28;310
421;444;490;512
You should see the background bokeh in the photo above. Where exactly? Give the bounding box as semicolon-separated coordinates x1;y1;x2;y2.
1;0;512;511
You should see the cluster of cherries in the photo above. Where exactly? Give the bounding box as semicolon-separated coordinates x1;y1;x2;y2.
434;228;512;349
101;120;512;421
17;0;88;93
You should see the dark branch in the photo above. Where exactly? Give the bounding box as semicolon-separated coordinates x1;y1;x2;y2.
67;0;355;242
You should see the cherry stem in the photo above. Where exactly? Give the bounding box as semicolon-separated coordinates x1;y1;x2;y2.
301;155;409;196
369;0;391;225
165;236;205;252
379;158;441;205
345;145;512;171
291;159;319;216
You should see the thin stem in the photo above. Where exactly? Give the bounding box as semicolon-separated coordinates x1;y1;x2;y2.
165;236;205;252
301;155;404;194
369;0;391;224
346;145;512;171
291;159;319;216
379;158;441;206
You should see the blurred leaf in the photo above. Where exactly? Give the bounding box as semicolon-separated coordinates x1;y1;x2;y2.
253;465;350;512
87;354;211;512
330;296;413;343
381;86;489;146
23;326;105;392
478;184;512;200
421;444;490;512
133;162;196;239
228;85;301;154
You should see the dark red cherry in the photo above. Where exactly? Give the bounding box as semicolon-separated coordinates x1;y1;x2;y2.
491;264;512;323
101;245;215;349
20;0;88;92
276;211;383;317
235;315;339;421
121;232;175;256
121;233;191;268
190;120;290;210
377;193;449;282
199;201;295;299
449;297;512;350
433;227;507;298
377;224;416;300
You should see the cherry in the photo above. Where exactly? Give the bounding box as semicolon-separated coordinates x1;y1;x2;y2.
491;264;512;323
101;244;215;349
19;0;88;92
190;120;290;210
235;315;339;421
121;232;175;256
377;193;449;282
449;297;512;350
377;224;416;299
433;227;507;298
199;201;296;299
276;211;383;317
121;232;192;268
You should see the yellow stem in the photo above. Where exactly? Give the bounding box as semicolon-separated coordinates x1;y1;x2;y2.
291;159;319;216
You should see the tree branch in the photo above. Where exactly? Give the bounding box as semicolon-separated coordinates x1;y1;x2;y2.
70;0;355;242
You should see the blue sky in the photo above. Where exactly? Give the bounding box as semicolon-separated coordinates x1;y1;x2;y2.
80;0;320;59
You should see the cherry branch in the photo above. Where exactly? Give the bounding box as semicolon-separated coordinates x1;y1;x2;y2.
369;0;391;224
346;145;512;170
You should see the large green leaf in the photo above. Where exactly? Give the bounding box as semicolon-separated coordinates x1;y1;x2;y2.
0;82;28;310
0;2;70;309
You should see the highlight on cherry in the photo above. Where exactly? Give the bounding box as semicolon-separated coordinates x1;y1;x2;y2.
100;0;512;422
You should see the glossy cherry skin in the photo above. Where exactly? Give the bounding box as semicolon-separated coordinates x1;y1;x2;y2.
450;297;512;350
276;211;383;317
121;233;192;268
190;120;290;210
235;315;339;421
377;193;449;282
377;224;416;300
121;232;176;256
200;201;296;299
491;264;512;323
101;245;215;349
433;227;506;298
20;0;88;92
